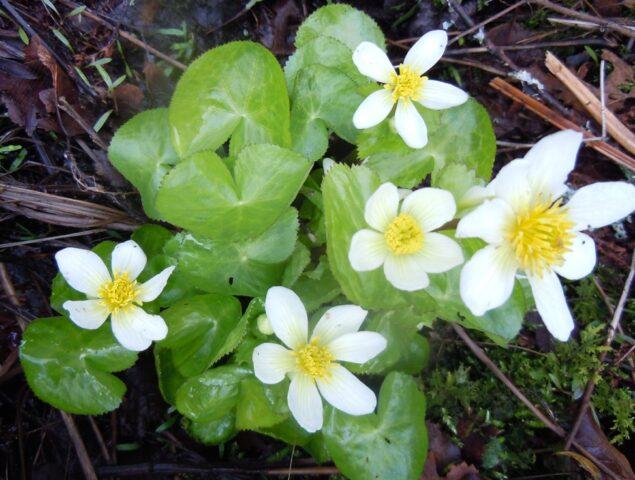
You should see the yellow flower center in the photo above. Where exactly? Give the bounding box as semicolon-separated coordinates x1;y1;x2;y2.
98;272;139;313
294;340;334;379
505;198;575;276
384;213;424;255
385;64;427;103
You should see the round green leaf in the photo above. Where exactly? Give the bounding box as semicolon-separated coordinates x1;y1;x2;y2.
154;346;187;405
159;294;244;377
295;4;385;51
169;41;290;158
357;99;496;188
155;145;311;241
183;413;237;446
323;372;428;480
20;317;138;414
109;109;178;219
235;377;288;430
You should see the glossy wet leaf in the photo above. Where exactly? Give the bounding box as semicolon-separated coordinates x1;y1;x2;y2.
357;99;496;188
155;145;311;241
163;208;298;297
183;413;237;446
235;378;288;430
154;346;187;405
109;109;178;219
159;294;244;377
323;372;428;480
20;317;137;414
169;42;290;157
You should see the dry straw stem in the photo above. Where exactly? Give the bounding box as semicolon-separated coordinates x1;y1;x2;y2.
545;51;635;156
489;77;635;171
0;182;138;230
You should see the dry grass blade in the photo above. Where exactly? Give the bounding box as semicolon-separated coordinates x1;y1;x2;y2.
0;182;138;230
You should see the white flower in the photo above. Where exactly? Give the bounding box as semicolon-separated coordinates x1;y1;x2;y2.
349;182;464;291
252;287;386;433
456;130;635;341
55;240;175;351
352;30;468;149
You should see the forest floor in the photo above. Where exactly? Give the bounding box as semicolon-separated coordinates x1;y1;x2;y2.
0;0;634;479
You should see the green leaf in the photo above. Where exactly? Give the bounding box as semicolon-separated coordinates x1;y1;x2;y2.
109;109;178;219
293;256;342;312
169;41;290;158
285;36;366;91
183;413;236;445
155;144;311;241
323;372;428;480
235;378;288;430
154;346;187;405
93;109;113;132
295;4;385;51
322;164;436;312
290;65;363;161
175;365;250;422
164;208;298;297
433;162;484;207
357;99;496;188
159;294;243;377
131;224;173;258
258;418;313;447
20;317;137;414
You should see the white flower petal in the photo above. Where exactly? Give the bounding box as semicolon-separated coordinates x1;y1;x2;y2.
553;233;596;280
353;89;395;129
316;364;376;416
383;253;430;291
111;240;147;280
395;100;428;149
528;270;574;341
401;187;456;232
252;343;296;384
352;41;395;83
418;232;464;273
418;80;468;110
110;306;166;351
459;185;492;209
55;247;111;297
460;245;518;316
62;300;109;330
525;130;582;199
488;158;532;208
349;229;389;271
326;332;386;364
456;198;513;244
364;182;399;231
566;182;635;231
311;305;368;345
403;30;447;74
288;374;323;433
265;286;308;349
137;266;175;302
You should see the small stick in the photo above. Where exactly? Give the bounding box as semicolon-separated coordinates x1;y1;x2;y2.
88;417;111;463
57;98;108;151
490;77;635;170
545;52;635;155
0;228;105;249
445;39;614;55
452;324;621;480
563;252;635;450
57;0;186;70
449;0;526;45
60;412;99;480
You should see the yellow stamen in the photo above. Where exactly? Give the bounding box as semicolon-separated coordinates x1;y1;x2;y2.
505;198;575;276
294;339;334;379
384;213;424;255
385;64;427;103
98;272;139;313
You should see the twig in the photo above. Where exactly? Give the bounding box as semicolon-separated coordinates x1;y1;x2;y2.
530;0;635;38
57;98;108;151
96;462;339;477
440;57;507;76
452;324;621;480
88;417;111;463
545;52;635;155
57;0;186;70
490;77;635;170
564;252;635;450
60;412;98;480
0;228;105;249
445;39;615;55
449;0;526;45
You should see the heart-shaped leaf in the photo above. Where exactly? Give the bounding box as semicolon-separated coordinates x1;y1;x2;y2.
323;372;428;480
20;317;138;415
183;413;236;446
108;109;178;219
169;41;290;158
159;294;244;377
155;145;311;241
